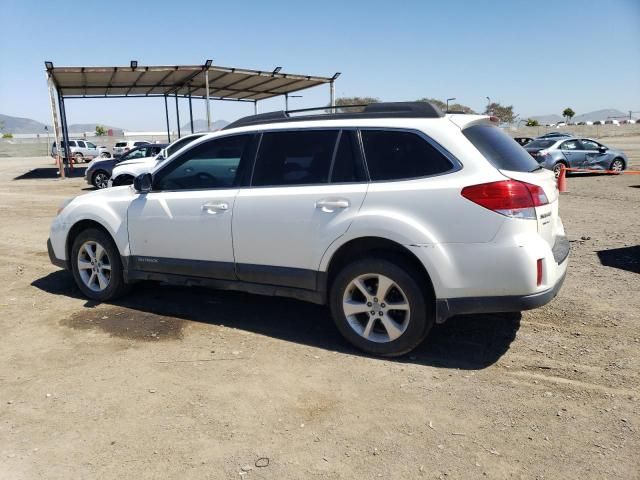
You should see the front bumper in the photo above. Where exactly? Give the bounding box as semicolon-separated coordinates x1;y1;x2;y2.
47;238;67;269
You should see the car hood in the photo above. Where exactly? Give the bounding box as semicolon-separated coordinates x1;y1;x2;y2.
117;156;157;167
86;158;116;172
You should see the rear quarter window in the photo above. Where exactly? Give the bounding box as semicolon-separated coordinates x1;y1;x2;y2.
361;130;454;181
463;125;540;172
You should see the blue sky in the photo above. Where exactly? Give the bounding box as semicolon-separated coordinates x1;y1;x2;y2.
1;0;639;130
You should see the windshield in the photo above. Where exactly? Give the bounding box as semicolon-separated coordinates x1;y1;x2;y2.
463;124;541;172
526;139;557;149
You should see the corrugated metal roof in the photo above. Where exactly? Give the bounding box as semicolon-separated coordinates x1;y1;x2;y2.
47;63;335;101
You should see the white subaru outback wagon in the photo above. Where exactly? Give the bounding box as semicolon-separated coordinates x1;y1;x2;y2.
48;102;569;356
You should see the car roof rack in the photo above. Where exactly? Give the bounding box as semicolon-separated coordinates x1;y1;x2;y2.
223;101;444;130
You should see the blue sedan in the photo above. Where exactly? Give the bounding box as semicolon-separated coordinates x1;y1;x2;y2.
524;137;628;177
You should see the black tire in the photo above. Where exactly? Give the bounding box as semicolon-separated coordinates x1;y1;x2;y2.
609;158;624;173
74;152;84;163
92;170;109;189
70;228;128;301
552;162;566;178
329;257;434;357
100;152;111;159
111;174;134;187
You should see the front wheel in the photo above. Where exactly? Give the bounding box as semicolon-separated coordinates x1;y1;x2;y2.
100;152;111;159
70;228;128;301
329;258;433;357
610;158;624;173
552;162;566;178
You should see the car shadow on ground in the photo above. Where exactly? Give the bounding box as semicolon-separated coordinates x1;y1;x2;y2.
13;167;86;180
597;245;640;274
32;270;521;370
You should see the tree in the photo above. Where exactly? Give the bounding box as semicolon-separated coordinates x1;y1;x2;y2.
333;97;379;113
2;133;13;139
562;108;575;123
95;125;107;136
526;118;539;127
484;102;515;124
416;98;476;114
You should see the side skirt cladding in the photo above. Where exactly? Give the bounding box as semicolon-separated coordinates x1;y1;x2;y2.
123;256;327;305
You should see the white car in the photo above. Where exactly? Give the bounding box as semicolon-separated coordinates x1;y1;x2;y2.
48;102;569;356
109;133;206;187
113;140;150;157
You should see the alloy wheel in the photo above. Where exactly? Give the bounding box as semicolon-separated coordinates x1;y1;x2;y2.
342;273;410;343
611;160;623;172
94;173;108;189
77;241;111;292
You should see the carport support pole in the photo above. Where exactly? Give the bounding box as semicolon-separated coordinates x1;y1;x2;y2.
330;80;335;113
188;93;194;134
285;93;289;111
164;95;170;143
46;76;64;178
175;94;181;139
57;92;72;176
205;69;211;131
254;101;258;115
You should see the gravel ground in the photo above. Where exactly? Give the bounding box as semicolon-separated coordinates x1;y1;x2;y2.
0;148;639;479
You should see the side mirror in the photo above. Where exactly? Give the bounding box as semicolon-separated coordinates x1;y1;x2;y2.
133;173;153;193
598;146;607;153
155;154;164;162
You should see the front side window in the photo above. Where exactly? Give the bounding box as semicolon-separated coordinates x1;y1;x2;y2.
153;134;252;191
580;139;601;150
252;130;338;186
86;142;96;148
362;130;454;180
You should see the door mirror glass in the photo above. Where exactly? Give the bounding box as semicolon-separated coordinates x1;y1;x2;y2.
133;173;153;193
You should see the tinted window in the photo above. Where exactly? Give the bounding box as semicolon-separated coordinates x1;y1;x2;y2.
361;130;453;180
68;141;77;147
166;134;206;157
463;125;539;172
154;135;251;191
252;130;338;186
330;131;365;183
133;141;148;146
77;141;86;148
86;142;96;148
115;142;127;147
526;139;556;149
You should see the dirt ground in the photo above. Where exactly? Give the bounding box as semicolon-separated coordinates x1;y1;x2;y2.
1;143;639;479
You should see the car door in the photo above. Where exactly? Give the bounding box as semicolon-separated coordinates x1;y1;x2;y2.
127;134;254;280
580;139;610;169
558;139;584;167
232;129;368;290
85;141;98;158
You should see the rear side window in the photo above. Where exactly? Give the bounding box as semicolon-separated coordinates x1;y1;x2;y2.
463;125;540;172
252;130;338;186
133;141;148;146
68;141;77;147
361;130;453;181
115;142;127;147
330;131;366;183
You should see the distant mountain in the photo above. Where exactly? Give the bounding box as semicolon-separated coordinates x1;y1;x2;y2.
0;113;51;134
528;109;630;125
180;119;229;132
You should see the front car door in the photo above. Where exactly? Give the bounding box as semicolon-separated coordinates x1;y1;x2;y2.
580;139;611;170
127;134;255;279
232;129;368;290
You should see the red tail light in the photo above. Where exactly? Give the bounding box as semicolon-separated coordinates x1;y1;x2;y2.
461;180;549;219
536;259;543;286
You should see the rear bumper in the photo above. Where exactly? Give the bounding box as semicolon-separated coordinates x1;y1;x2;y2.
47;238;67;269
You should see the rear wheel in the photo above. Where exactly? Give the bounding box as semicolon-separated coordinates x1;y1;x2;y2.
100;152;111;159
610;158;624;173
329;258;433;357
74;152;84;164
92;171;109;189
552;162;566;178
70;228;128;301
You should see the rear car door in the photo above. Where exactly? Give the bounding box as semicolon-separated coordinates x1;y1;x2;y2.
232;129;368;290
127;134;254;279
559;139;584;167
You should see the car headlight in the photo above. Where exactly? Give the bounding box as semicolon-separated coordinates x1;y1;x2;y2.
56;197;75;216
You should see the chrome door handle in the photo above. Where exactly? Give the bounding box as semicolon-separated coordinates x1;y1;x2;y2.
315;198;350;212
202;201;229;213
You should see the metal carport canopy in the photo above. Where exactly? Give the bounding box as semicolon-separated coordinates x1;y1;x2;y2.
47;63;337;101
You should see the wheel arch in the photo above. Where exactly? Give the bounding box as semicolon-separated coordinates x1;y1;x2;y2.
65;220;116;269
611;156;626;170
323;236;436;304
